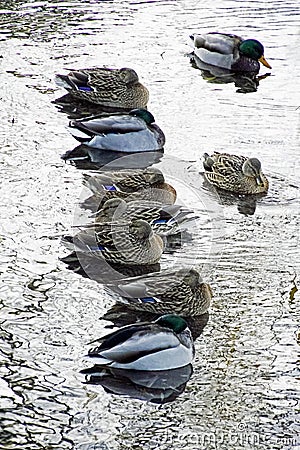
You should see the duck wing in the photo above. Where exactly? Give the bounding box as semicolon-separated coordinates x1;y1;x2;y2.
89;323;180;363
111;269;195;300
192;32;242;54
83;169;163;193
212;153;247;176
69;115;146;136
86;129;159;152
122;202;189;223
63;223;130;255
56;67;132;92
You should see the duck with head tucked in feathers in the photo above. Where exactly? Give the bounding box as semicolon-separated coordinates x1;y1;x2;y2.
87;314;194;371
55;67;149;109
62;219;164;266
190;32;272;72
68;109;165;152
91;198;196;237
203;152;269;194
107;267;212;316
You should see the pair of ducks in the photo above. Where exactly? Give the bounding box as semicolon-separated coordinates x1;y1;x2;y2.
60;32;271;371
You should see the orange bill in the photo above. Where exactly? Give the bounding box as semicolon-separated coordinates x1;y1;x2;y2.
259;55;272;69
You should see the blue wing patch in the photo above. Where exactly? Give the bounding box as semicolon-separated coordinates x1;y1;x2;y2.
152;218;175;225
152;219;168;225
79;86;93;92
102;185;118;191
139;297;157;303
89;245;105;251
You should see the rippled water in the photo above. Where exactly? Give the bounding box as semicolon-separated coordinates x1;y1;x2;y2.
0;1;299;449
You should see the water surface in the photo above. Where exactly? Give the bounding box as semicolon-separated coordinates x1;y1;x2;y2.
0;1;299;449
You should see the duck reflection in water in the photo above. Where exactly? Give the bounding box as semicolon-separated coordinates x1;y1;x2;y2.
81;364;193;404
62;145;164;170
189;54;271;93
60;250;161;283
202;180;261;215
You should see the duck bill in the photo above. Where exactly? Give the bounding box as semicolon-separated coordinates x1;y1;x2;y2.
256;174;265;187
259;55;272;69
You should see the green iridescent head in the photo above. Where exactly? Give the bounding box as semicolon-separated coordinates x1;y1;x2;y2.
239;39;272;68
129;108;155;125
156;314;188;333
239;39;264;59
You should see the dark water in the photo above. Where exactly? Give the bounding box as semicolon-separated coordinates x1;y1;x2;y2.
0;1;299;449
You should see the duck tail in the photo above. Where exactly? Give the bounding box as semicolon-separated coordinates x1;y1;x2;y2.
203;153;214;171
55;74;78;90
68;121;92;142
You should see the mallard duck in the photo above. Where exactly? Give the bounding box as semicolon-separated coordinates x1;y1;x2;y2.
55;67;149;108
190;32;272;72
87;314;194;370
203;152;269;194
84;167;165;193
81;168;177;210
63;219;164;266
107;268;212;316
68;109;165;152
91;198;196;236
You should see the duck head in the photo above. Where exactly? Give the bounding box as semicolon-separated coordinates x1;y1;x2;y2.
129;219;153;240
239;39;272;69
242;157;265;186
156;314;189;334
120;67;140;84
129;108;155;125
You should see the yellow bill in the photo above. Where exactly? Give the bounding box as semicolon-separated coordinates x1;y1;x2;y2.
259;55;272;69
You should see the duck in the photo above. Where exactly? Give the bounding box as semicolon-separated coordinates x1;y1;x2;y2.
81;168;177;210
67;109;165;152
83;167;166;193
106;268;212;316
90;198;196;236
87;314;195;371
62;219;164;266
203;152;269;194
190;32;272;72
55;67;149;109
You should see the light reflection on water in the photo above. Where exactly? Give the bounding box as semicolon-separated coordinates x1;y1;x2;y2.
0;0;299;449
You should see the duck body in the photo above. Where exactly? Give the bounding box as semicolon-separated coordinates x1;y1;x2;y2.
190;32;271;72
55;67;149;109
93;198;196;237
107;268;212;316
203;152;269;194
83;167;165;194
68;109;165;152
63;219;164;266
82;168;177;210
87;315;195;371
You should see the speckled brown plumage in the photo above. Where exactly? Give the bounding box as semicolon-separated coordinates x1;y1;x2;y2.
55;67;149;108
